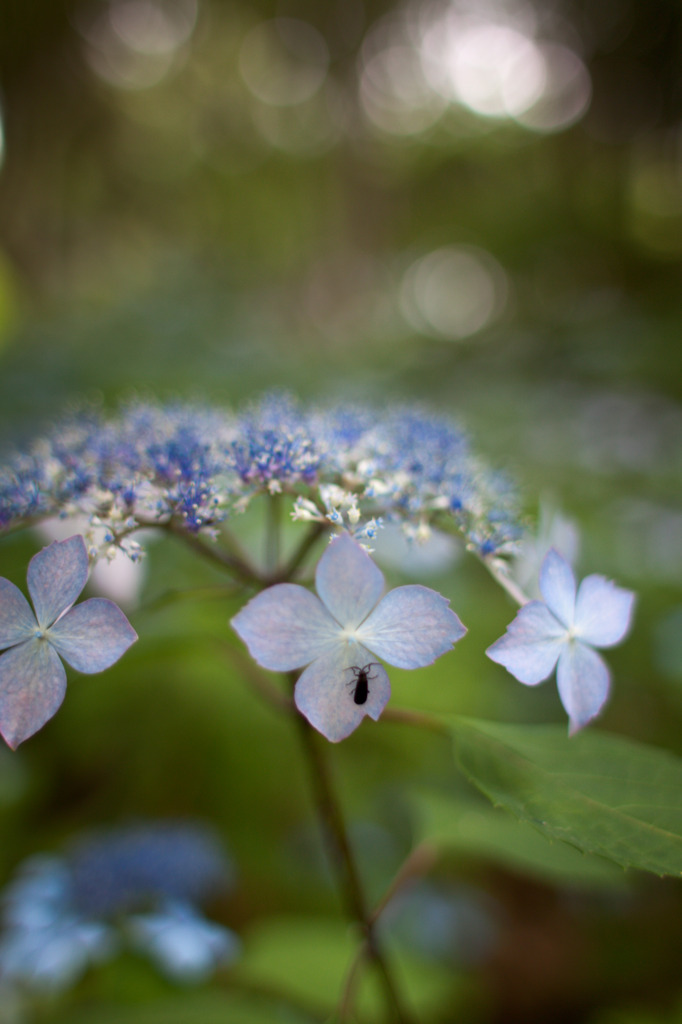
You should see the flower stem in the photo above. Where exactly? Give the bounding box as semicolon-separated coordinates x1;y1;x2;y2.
482;555;530;607
266;520;327;584
380;706;449;733
292;690;413;1024
163;520;260;584
369;843;437;928
265;492;282;576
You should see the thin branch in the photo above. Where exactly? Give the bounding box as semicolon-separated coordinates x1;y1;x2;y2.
337;938;370;1023
266;521;327;584
369;843;438;928
265;492;282;576
219;641;294;714
339;844;438;1021
481;555;530;607
163;519;259;584
292;686;414;1024
379;706;449;734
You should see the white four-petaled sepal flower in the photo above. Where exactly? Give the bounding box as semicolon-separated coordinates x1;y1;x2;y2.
231;532;466;742
486;548;635;734
0;536;138;749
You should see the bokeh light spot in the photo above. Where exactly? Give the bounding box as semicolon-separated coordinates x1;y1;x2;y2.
78;0;198;90
400;246;508;340
359;43;447;135
437;23;545;117
110;0;197;55
239;19;329;108
515;44;591;132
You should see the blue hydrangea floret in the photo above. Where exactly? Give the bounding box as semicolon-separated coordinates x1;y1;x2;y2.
231;532;466;741
0;393;522;560
0;535;137;748
0;822;238;993
486;548;635;733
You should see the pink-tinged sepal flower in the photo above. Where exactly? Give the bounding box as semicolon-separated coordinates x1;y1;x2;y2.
231;533;466;742
0;536;138;749
486;548;635;734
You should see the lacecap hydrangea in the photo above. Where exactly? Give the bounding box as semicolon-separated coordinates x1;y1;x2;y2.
0;392;635;742
0;392;521;559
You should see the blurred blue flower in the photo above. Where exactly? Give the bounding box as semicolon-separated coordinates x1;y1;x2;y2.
486;548;635;732
383;881;499;966
69;821;231;916
232;532;466;741
0;823;239;993
0;536;137;748
0;857;114;993
128;901;240;982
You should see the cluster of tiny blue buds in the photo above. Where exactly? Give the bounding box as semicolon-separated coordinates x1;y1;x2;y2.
0;392;522;560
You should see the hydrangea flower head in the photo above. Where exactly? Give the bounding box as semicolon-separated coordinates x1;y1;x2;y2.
0;822;238;993
128;900;240;982
231;532;466;741
0;856;115;993
69;822;230;916
486;548;635;733
0;536;137;749
0;393;522;558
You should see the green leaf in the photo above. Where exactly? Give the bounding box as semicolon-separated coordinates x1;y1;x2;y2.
50;991;310;1024
235;915;459;1020
413;790;627;888
447;717;682;877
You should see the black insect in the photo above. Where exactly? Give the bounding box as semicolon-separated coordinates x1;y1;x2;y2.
346;663;380;705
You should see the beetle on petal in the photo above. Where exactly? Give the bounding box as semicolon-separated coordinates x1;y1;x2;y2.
231;532;466;742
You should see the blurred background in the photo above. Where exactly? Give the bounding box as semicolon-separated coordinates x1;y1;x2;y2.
0;0;681;1020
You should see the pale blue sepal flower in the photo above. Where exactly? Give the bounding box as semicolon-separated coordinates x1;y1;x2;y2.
231;533;466;742
0;536;138;749
0;912;114;992
128;901;240;982
294;642;392;745
0;856;116;993
486;548;635;733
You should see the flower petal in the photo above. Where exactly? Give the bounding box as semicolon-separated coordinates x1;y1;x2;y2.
573;575;635;648
231;584;340;671
129;902;239;981
48;599;138;673
539;548;576;629
294;642;391;742
0;579;37;648
0;640;67;749
27;537;89;629
315;533;385;630
356;585;466;669
556;641;610;734
486;601;566;685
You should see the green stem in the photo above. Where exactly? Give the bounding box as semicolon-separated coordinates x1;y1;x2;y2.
380;706;449;734
431;513;531;608
337;938;370;1023
481;554;530;607
368;843;437;928
220;642;294;714
163;519;260;584
266;520;328;585
338;844;436;1022
265;492;282;576
292;687;413;1024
